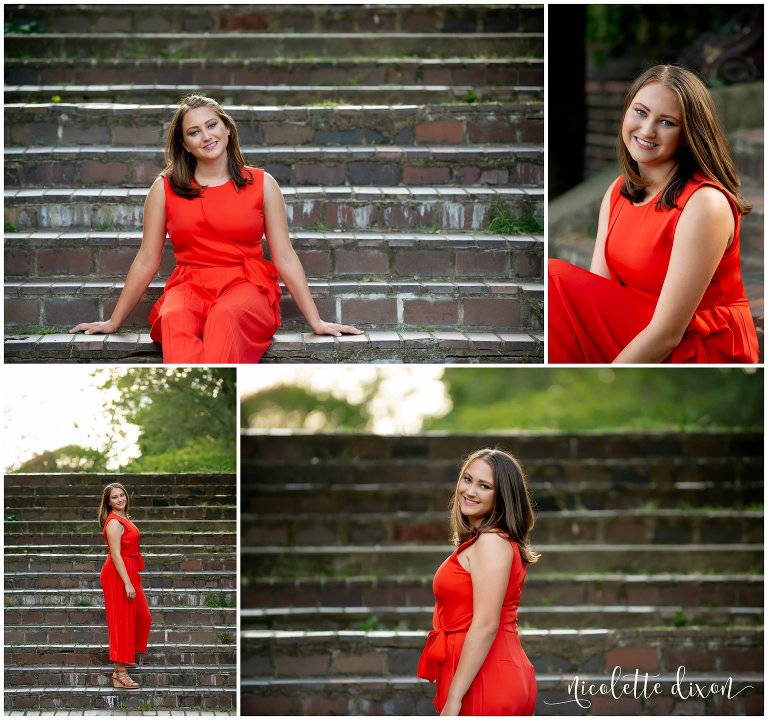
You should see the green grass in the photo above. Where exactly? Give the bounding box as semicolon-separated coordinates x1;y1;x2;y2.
4;221;18;233
5;20;42;34
204;594;236;609
463;88;477;104
218;632;235;644
487;200;543;235
357;614;380;631
74;600;93;607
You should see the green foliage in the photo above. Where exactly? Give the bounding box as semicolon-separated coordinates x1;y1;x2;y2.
673;610;687;627
463;88;477;104
4;221;17;233
218;632;235;644
4;20;41;34
9;445;109;474
586;5;744;68
241;383;374;432
205;594;235;608
357;614;380;631
96;368;236;473
5;514;16;522
487;200;543;235
426;368;763;432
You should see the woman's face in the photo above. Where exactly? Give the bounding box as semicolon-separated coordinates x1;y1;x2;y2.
459;458;495;527
621;81;684;172
109;487;128;513
181;106;230;163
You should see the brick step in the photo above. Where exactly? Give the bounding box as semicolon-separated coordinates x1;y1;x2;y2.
240;673;763;716
240;430;763;461
240;509;763;546
5;517;235;532
5;278;544;332
5;624;235;646
2;504;236;521
4;5;544;34
241;543;764;577
4;230;543;283
4;101;543;147
242;454;762;484
5;531;236;546
4;570;236;591
4;489;235;506
5;59;542;91
4;605;234;626
240;481;764;514
5;83;542;106
241;626;763;678
4;32;544;61
4;144;543;190
731;129;764;188
4;587;236;608
4;664;236;688
240;573;764;609
3;471;235;489
239;605;763;631
4;186;544;232
3;686;235;712
4;552;235;573
4;329;543;365
5;643;236;667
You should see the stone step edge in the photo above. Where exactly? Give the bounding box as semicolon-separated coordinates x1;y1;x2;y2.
5;607;235;614
3;686;235;695
4;664;236;672
6;144;540;157
240;605;764;618
241;627;763;641
5;330;543;354
4;587;235;597
4;31;543;39
4;185;544;199
239;571;764;584
5;549;235;555
7;642;233;651
243;543;764;554
5;230;542;246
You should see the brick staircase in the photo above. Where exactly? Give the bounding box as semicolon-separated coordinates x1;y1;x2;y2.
4;4;545;363
3;473;236;714
239;431;763;715
549;83;764;360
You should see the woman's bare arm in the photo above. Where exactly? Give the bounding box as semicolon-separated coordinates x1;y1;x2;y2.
441;533;513;716
263;172;362;336
105;519;136;600
612;186;732;363
70;176;167;334
589;183;614;279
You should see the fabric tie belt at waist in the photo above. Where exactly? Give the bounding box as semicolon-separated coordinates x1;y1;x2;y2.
417;617;518;682
108;551;145;571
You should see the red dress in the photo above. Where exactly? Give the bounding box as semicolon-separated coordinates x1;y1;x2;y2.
148;167;282;363
417;533;537;716
100;512;152;665
548;175;759;363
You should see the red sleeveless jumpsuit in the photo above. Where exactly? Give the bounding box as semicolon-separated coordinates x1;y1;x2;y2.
149;167;282;363
548;174;759;363
418;533;537;715
100;512;152;665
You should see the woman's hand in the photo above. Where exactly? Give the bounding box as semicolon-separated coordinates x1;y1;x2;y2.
311;320;364;337
124;582;136;600
440;698;462;716
69;320;119;335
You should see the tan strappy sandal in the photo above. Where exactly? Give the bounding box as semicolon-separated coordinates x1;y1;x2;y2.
112;669;139;689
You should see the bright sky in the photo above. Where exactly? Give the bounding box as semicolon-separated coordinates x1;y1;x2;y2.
239;366;451;433
3;366;140;471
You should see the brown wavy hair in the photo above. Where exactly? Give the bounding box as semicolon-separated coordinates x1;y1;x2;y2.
449;448;540;564
164;94;253;199
617;64;750;215
98;482;131;528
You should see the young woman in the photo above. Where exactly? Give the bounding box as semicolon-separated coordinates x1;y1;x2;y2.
98;482;152;689
417;448;539;716
548;64;759;364
70;94;361;362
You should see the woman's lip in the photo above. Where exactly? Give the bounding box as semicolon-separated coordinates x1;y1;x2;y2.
204;141;218;150
635;136;657;149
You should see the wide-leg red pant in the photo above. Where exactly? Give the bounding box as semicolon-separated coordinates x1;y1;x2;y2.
149;265;279;364
100;555;152;665
548;258;656;363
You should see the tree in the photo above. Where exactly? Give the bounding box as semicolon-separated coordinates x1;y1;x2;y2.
96;368;236;472
10;444;109;473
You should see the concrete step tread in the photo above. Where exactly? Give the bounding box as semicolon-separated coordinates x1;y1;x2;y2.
5;31;544;39
6;642;234;650
5;279;543;293
6;143;541;157
5;548;235;555
3;686;235;694
4;587;234;596
5;664;236;671
243;542;764;554
5;185;544;200
240;604;764;617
